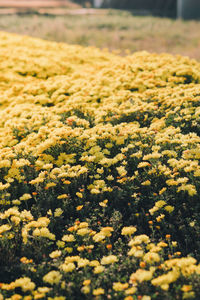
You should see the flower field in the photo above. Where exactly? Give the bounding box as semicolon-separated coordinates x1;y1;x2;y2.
0;31;200;299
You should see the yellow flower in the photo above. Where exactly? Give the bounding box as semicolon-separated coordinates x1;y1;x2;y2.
143;252;160;264
65;256;80;263
79;222;89;228
181;285;192;292
38;287;51;293
77;228;90;236
12;200;21;205
128;247;144;258
10;216;21;226
129;235;150;246
65;247;73;253
57;240;65;248
101;226;114;236
141;180;151;186
0;182;10;190
37;217;50;227
159;187;167;195
57;194;68;199
2;207;20;218
0;224;11;234
166;179;179;186
93;232;106;242
116;166;127;177
60;263;75;273
77;258;90;268
77;246;85;252
19;193;32;201
125;287;137;295
47;209;52;216
151;268;180;287
39;228;55;240
160;284;169;291
164;205;174;213
113;282;129;291
106;175;114;181
93;266;105;274
149;206;159;215
137;162;151;168
101;255;118;265
93;288;104;296
90;188;100;194
157;242;168;248
13;277;35;292
76;192;83;198
130;269;154;283
121;226;137;236
172;241;178;247
46;182;56;188
54;208;63;217
33;292;45;299
49;250;62;259
90;260;100;267
76;205;83;211
177;184;197;196
10;294;22;300
62;234;75;242
156;214;165;222
155;200;166;208
43;271;62;285
83;280;91;286
82;286;90;294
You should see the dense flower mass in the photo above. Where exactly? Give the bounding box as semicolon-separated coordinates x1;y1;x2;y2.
0;31;200;299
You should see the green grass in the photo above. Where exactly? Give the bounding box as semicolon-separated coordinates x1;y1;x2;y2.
1;10;200;60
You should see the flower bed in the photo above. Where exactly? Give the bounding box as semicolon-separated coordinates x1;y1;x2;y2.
0;32;200;299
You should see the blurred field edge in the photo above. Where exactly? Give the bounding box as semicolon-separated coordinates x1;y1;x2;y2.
0;0;81;15
0;0;200;19
93;0;200;19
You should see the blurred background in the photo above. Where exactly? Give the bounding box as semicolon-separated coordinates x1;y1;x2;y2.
0;0;200;60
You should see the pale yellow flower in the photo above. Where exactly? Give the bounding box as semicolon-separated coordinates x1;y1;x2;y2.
77;228;90;236
93;288;104;296
43;271;62;285
49;250;62;259
62;234;75;242
93;266;105;274
130;269;154;283
113;282;129;291
54;208;63;217
60;263;75;273
121;226;137;236
101;255;118;265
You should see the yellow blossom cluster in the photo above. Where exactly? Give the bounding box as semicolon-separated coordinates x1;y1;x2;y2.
0;32;200;299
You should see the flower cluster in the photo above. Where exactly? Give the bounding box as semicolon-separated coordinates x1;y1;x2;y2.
0;32;200;299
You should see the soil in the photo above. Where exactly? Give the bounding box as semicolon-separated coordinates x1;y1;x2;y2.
0;0;81;9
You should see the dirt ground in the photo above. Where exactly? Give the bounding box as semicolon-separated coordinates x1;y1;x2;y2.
0;0;81;9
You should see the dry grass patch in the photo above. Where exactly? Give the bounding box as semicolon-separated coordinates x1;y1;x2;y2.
0;11;200;60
